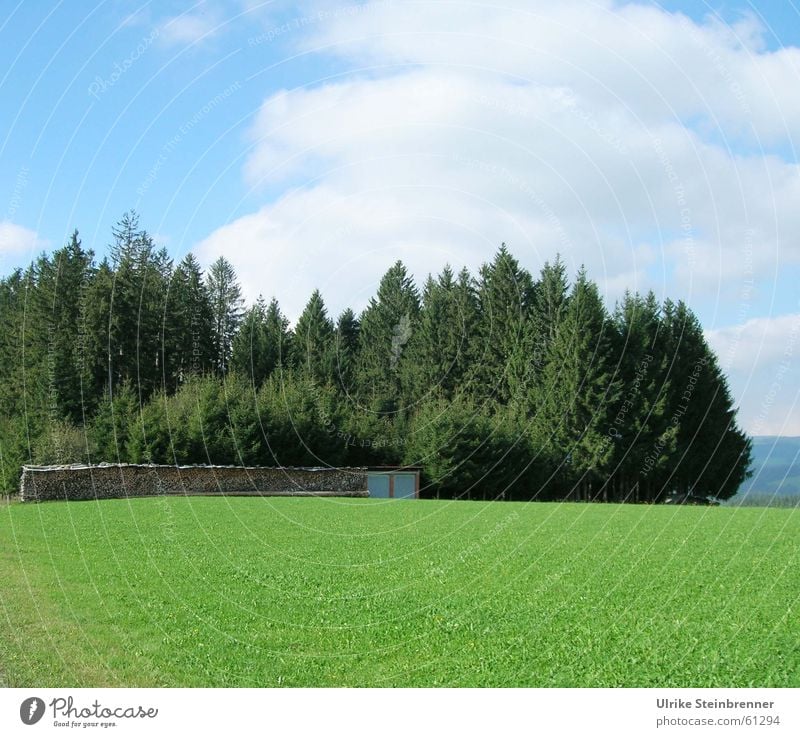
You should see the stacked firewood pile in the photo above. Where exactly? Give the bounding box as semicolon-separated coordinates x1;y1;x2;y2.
19;464;369;502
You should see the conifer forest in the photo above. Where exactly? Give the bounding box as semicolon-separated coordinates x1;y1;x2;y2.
0;212;751;502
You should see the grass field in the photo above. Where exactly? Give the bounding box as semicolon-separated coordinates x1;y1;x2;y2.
1;497;798;687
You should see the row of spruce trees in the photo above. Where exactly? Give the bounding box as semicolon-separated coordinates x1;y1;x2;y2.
0;212;751;501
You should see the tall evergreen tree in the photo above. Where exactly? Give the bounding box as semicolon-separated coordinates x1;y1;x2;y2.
108;210;142;266
81;259;115;402
405;265;481;403
607;291;675;502
292;289;335;384
529;256;569;378
530;267;621;500
207;256;244;375
28;232;95;423
232;298;268;385
263;297;293;376
451;267;482;394
0;269;33;492
0;269;27;417
356;261;420;410
403;273;445;404
333;308;360;395
103;213;171;398
232;297;293;385
475;245;535;402
164;253;215;389
659;300;751;500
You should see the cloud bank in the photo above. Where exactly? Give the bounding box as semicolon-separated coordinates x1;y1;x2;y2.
192;0;800;433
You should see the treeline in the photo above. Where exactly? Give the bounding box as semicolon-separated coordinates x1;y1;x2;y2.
0;212;751;501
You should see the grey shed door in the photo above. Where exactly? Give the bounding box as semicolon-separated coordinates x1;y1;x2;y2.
393;473;416;499
368;473;391;498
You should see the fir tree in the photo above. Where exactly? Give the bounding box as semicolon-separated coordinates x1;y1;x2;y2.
0;270;26;418
292;289;335;384
164;253;215;389
659;300;751;500
405;265;480;403
89;380;137;463
356;261;420;410
530;267;621;500
29;231;95;423
81;259;115;402
475;245;535;402
232;298;269;385
529;255;569;382
232;297;293;385
207;256;244;375
105;214;171;398
264;298;293;376
608;291;675;502
333;308;360;395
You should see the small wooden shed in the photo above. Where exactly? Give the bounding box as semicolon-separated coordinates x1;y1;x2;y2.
367;466;421;499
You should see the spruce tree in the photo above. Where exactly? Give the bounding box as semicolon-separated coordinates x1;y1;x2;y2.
356;261;420;410
81;259;115;402
232;297;292;385
451;267;482;395
0;270;27;417
104;214;171;398
107;212;146;388
659;300;751;500
207;256;244;375
264;298;293;376
29;232;95;423
333;308;360;395
530;268;620;500
403;273;447;404
183;374;237;464
255;373;345;466
292;289;335;384
475;245;535;402
127;391;171;464
89;380;137;463
608;291;675;502
0;269;34;492
164;253;215;389
232;298;269;385
529;255;569;380
404;266;481;404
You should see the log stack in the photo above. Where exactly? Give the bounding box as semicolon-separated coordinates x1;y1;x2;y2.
19;464;369;503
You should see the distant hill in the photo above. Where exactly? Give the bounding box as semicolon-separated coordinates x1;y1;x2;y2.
735;436;800;500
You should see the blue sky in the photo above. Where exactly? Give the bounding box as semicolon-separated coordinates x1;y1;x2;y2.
654;0;800;49
1;0;799;435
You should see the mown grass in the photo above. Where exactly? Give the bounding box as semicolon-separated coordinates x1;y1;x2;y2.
1;497;798;687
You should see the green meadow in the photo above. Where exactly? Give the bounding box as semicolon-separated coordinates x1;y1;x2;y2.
1;497;797;687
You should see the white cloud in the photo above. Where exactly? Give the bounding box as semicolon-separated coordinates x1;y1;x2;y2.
159;8;219;46
706;314;800;435
298;0;800;147
192;0;800;433
707;314;800;374
198;65;800;316
0;221;46;260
